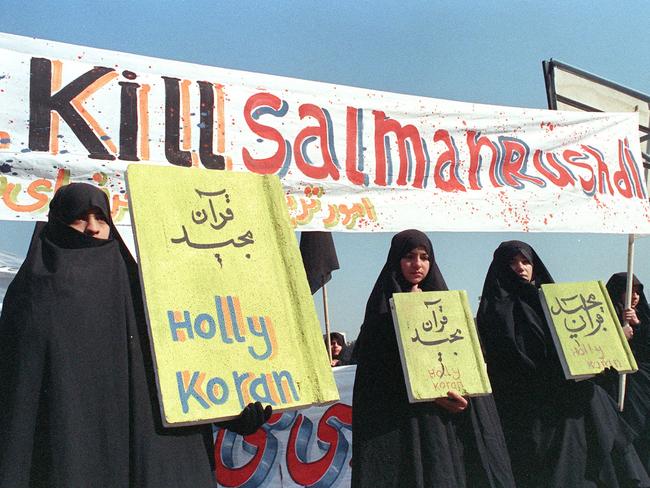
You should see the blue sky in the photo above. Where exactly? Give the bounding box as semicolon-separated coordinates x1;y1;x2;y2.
1;0;649;340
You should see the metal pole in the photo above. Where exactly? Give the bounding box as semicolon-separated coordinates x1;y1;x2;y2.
323;284;332;364
618;233;636;411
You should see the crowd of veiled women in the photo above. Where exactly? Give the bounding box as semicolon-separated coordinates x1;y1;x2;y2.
3;182;650;488
353;230;650;488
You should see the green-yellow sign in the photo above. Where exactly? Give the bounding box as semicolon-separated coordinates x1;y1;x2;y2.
390;290;491;402
126;164;338;425
540;281;637;379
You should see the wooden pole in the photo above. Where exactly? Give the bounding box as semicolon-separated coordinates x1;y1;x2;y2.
323;284;332;364
618;233;635;411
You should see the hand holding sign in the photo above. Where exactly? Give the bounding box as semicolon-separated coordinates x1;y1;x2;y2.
434;390;468;414
218;402;273;436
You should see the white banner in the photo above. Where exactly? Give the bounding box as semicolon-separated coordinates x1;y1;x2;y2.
0;33;648;233
212;365;354;488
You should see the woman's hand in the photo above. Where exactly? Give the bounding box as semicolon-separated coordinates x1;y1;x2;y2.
623;325;634;340
410;283;423;293
217;401;272;436
623;308;640;326
434;390;468;414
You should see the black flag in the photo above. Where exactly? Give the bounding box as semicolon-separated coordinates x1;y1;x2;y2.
299;231;340;294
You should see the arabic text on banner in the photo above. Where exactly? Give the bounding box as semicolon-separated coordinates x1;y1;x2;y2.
213;365;355;488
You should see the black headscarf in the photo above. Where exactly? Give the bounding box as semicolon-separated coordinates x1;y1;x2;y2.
327;331;345;357
476;242;650;488
353;230;446;382
325;332;353;366
352;230;516;488
605;274;650;475
0;183;214;488
476;240;559;397
50;182;112;224
354;229;447;405
478;240;553;296
607;273;650;321
607;273;650;361
362;229;447;318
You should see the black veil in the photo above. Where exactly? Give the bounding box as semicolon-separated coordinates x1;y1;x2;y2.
352;230;515;488
476;240;558;395
0;183;214;488
476;241;650;487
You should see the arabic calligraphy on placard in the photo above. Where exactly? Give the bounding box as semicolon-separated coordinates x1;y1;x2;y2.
549;293;607;339
391;290;491;399
409;298;467;389
540;281;638;376
170;188;254;267
411;299;465;347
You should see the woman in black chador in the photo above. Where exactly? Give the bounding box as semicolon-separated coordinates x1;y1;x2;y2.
477;240;650;488
0;183;269;488
606;272;650;471
327;331;353;366
352;229;515;488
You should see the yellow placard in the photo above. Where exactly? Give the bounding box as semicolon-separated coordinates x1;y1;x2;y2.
126;164;338;425
390;290;491;402
540;281;637;379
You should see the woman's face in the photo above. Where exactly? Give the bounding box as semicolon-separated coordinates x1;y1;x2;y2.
330;338;343;358
509;252;533;282
68;207;110;240
620;286;641;308
400;246;430;285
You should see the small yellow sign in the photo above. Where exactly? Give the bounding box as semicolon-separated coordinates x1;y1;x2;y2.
390;290;491;402
126;165;338;425
540;281;637;379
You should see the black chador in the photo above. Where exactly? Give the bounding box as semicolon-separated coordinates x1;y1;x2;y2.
477;241;650;488
0;183;216;487
604;273;650;472
352;229;515;488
